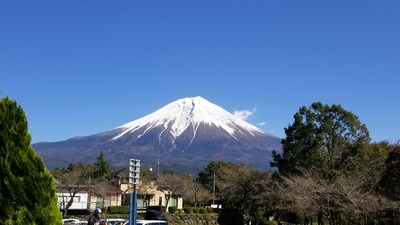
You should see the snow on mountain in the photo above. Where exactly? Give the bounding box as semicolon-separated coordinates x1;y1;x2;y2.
112;96;265;142
33;96;282;172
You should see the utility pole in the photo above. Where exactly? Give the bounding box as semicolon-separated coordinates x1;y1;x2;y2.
213;172;216;205
154;159;163;176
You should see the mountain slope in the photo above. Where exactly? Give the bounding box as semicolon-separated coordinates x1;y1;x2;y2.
33;96;282;172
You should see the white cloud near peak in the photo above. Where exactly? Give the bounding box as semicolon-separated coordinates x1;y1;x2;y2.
233;107;257;120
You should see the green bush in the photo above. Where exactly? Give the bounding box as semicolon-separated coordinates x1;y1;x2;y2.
183;207;192;214
168;206;178;214
199;207;207;214
192;207;200;213
108;206;129;214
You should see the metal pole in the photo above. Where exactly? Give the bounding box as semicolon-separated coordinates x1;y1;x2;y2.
213;172;216;205
129;192;133;225
154;159;162;176
157;159;160;176
133;184;137;225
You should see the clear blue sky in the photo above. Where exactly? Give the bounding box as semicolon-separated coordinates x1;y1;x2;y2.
1;1;399;144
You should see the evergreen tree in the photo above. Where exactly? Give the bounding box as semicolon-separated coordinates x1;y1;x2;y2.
0;96;62;225
271;102;370;180
93;151;113;179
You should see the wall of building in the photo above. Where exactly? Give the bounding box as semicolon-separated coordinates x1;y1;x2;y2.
58;191;90;210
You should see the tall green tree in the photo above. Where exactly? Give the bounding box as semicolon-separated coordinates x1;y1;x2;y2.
0;96;62;224
271;102;370;180
93;151;113;179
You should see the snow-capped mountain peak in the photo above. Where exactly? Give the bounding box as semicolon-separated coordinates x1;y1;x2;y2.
112;96;264;141
32;96;282;171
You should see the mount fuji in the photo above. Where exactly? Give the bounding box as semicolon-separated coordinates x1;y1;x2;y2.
32;96;282;172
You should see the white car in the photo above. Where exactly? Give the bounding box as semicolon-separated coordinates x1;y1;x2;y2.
62;219;79;224
123;220;168;225
64;220;88;225
105;219;128;225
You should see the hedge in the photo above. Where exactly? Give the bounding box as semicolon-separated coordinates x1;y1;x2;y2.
108;206;129;214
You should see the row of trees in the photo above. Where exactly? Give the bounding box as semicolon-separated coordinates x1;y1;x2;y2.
54;146;400;225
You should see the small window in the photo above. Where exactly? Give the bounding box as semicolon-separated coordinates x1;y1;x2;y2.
73;196;81;202
121;178;129;184
171;197;178;207
158;197;162;206
96;197;111;208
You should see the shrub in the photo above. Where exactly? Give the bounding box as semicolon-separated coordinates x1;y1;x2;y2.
192;207;200;213
183;207;192;214
168;206;178;214
199;207;207;214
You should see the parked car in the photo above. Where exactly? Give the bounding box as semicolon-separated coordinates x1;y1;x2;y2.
123;220;168;225
62;219;80;224
66;221;88;225
104;218;128;225
144;210;167;222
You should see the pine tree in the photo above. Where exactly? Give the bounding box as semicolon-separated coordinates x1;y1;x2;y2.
93;151;113;179
0;96;62;225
